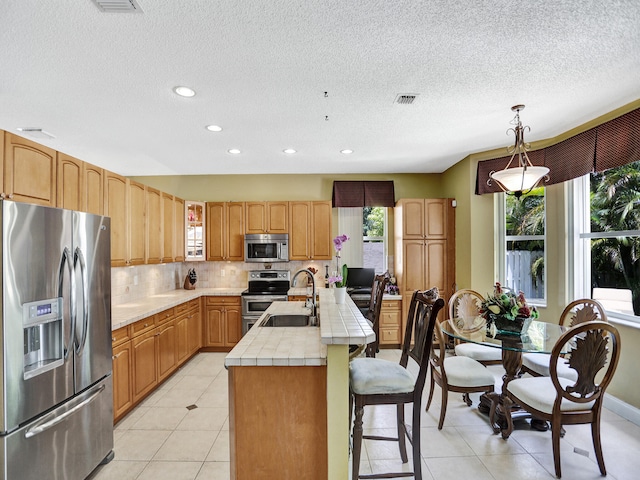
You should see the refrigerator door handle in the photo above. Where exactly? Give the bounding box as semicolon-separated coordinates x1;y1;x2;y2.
58;246;75;359
24;383;106;438
74;246;89;355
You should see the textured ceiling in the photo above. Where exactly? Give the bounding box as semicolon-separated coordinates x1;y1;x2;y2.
1;0;639;176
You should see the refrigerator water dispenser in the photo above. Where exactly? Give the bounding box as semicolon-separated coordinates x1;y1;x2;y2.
22;298;64;380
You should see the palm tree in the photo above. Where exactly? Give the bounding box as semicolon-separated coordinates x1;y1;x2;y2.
590;162;640;313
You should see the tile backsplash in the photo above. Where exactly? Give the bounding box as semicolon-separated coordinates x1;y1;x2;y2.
111;260;334;306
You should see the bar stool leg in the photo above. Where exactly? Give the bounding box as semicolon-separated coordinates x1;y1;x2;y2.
352;403;364;480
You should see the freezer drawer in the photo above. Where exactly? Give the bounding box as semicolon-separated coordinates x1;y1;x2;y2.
0;377;114;480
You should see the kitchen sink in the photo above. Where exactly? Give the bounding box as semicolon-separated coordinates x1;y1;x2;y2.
261;314;316;327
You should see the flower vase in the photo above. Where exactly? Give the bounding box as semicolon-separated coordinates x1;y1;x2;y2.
334;287;347;304
489;314;527;335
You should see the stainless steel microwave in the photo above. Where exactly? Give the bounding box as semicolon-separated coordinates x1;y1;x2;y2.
244;233;289;262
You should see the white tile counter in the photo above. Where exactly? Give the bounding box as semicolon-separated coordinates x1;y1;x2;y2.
224;289;374;367
111;287;245;330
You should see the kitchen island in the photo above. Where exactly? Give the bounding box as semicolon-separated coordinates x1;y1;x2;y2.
225;289;374;480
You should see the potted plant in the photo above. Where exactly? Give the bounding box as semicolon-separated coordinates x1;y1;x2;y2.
479;282;538;335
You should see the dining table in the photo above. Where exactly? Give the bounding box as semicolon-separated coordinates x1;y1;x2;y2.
441;316;570;439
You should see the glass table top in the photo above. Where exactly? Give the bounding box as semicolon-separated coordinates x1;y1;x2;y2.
441;317;569;354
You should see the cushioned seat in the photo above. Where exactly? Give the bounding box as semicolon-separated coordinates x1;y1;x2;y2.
349;358;415;395
349;289;444;480
454;343;502;363
426;321;495;429
521;353;578;381
505;321;621;478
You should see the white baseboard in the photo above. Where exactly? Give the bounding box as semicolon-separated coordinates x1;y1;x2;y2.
604;394;640;426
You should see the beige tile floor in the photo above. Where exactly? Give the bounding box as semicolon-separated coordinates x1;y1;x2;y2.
89;350;640;480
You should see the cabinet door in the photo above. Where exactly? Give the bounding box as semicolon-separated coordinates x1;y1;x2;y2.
162;192;175;263
129;180;146;265
132;330;158;402
3;132;56;206
206;202;225;261
112;340;133;421
289;201;311;260
146;187;162;264
245;202;267;233
227;202;245;260
425;199;448;239
187;306;201;355
225;305;242;346
56;153;83;211
156;320;177;382
402;240;426;293
84;164;103;215
176;313;189;365
399;199;426;238
266;201;288;233
311;201;332;259
104;170;128;267
203;306;225;347
174;197;185;261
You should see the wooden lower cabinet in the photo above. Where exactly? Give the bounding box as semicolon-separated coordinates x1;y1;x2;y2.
229;366;328;479
113;300;201;423
203;296;241;349
132;328;158;403
112;328;133;423
379;298;402;347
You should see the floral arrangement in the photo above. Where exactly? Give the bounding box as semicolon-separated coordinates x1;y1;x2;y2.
480;282;539;322
330;234;350;288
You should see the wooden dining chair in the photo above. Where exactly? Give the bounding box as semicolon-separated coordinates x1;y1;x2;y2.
349;289;445;480
448;289;502;365
426;320;496;429
504;320;621;478
521;299;607;380
365;271;391;357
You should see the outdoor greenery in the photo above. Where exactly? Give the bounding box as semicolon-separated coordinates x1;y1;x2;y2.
363;207;385;237
590;161;640;314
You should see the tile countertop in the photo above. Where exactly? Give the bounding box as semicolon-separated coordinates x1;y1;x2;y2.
224;289;375;367
111;287;246;330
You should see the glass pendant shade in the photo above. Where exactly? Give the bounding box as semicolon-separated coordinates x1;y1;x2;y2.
490;165;549;193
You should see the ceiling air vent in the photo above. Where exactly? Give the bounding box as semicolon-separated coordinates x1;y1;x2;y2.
91;0;143;13
394;94;419;105
16;128;55;140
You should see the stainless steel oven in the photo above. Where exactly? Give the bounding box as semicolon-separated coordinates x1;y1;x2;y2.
241;270;290;335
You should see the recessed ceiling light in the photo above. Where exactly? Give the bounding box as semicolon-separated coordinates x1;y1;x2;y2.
228;149;241;155
340;149;354;154
173;86;196;97
283;148;297;154
206;125;223;132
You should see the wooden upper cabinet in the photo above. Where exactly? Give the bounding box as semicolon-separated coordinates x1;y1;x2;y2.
289;201;332;260
129;180;146;266
3;132;56;206
162;192;175;263
397;198;451;239
83;164;103;215
174;197;185;262
245;201;288;234
207;202;245;261
104;170;128;267
146;187;162;264
57;153;83;211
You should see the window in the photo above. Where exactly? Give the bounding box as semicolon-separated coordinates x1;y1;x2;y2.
362;207;387;274
497;189;546;303
337;207;388;274
574;160;640;321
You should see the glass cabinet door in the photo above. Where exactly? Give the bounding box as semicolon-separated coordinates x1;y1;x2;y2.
186;201;205;261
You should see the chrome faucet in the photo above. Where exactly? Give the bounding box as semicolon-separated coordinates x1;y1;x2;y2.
292;269;318;326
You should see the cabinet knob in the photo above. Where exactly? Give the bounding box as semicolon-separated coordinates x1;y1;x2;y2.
112;337;116;342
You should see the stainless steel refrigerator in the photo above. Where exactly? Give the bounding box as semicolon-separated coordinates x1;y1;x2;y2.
0;200;114;479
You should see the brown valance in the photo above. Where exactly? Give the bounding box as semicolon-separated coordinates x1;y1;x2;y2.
332;181;395;207
475;107;640;195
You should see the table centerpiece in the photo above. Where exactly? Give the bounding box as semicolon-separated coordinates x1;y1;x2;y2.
480;282;538;335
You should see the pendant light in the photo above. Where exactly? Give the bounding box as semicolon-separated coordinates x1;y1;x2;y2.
488;105;549;198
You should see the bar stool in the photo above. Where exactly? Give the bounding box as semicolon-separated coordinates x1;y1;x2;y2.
349;289;444;480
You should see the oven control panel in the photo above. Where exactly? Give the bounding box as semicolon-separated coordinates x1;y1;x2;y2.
248;270;290;280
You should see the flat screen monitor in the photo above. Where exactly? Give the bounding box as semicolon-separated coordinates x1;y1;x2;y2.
346;268;375;290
